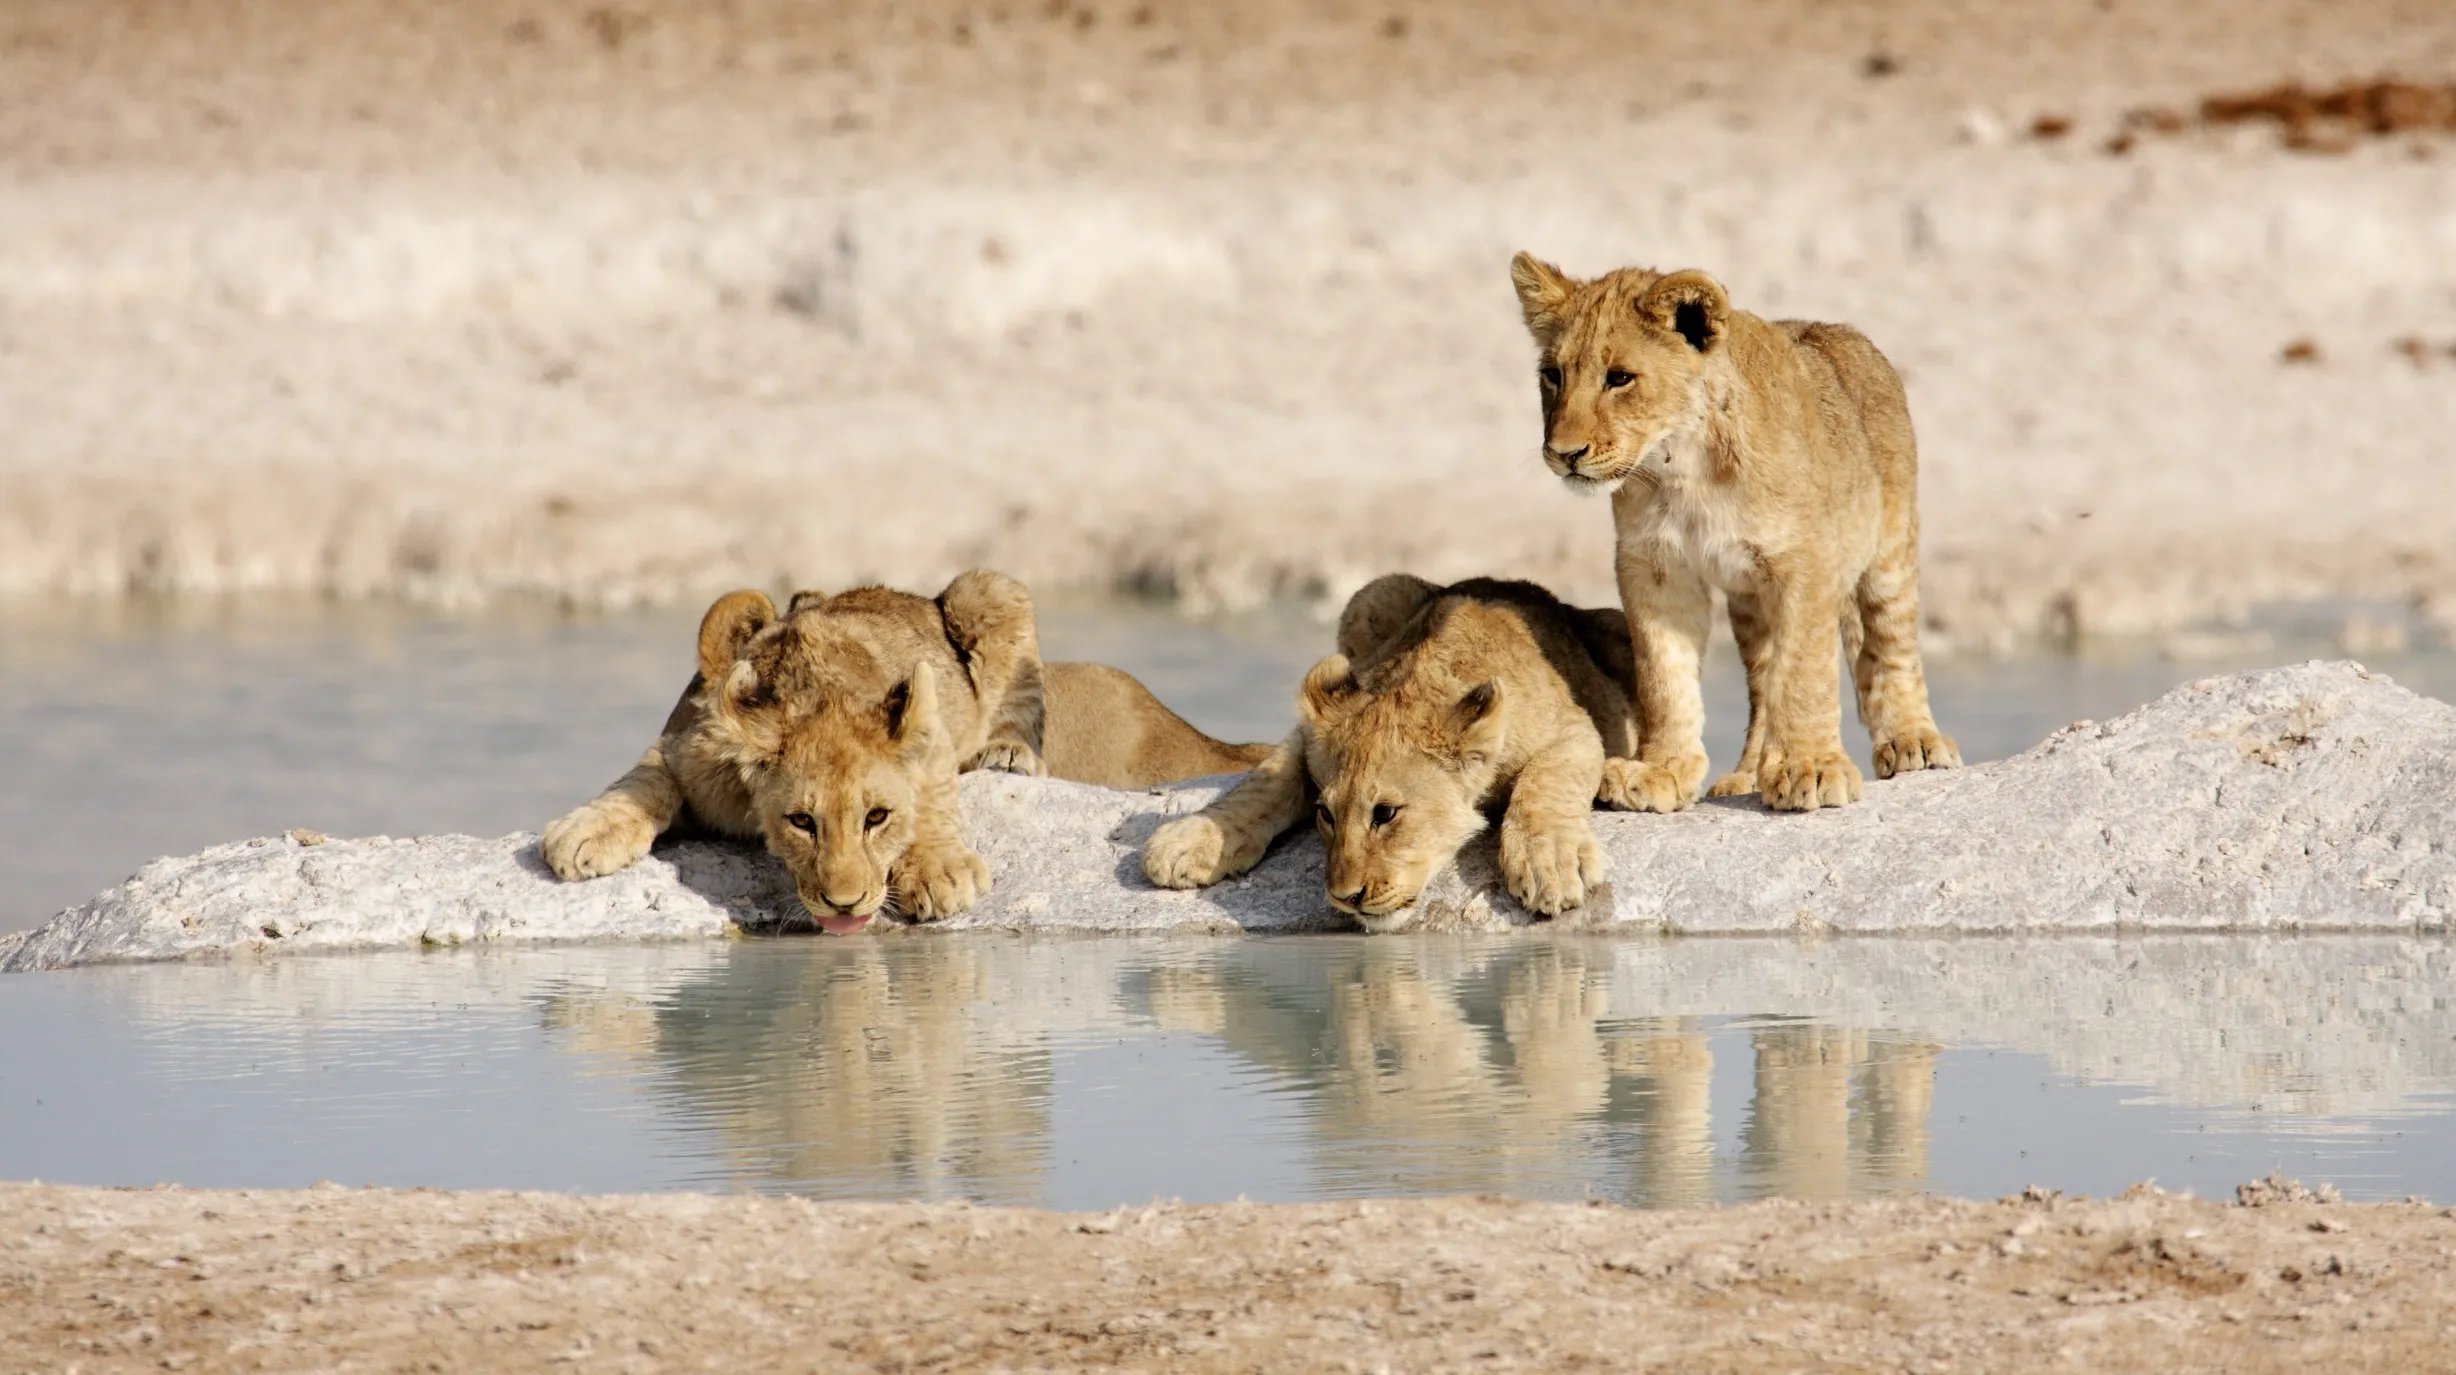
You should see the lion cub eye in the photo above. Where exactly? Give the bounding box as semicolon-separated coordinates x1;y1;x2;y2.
1604;369;1636;390
864;807;892;831
1539;366;1563;390
1370;803;1400;828
785;812;817;835
1313;801;1334;828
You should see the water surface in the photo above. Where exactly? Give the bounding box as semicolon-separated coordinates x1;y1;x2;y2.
3;936;2450;1208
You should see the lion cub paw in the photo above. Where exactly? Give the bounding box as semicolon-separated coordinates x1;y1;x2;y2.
1872;728;1961;779
1598;755;1707;813
967;740;1047;777
1759;748;1864;812
1498;817;1604;916
896;842;991;921
1705;770;1758;799
541;801;656;881
1142;814;1260;889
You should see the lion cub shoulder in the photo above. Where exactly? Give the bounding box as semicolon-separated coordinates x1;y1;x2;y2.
1142;574;1629;931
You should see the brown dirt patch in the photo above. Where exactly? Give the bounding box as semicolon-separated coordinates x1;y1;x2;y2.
5;1182;2455;1372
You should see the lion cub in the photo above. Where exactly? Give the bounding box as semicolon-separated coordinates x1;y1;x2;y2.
543;570;1266;933
1510;253;1960;812
1142;575;1632;931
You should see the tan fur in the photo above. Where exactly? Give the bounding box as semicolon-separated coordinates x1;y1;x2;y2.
1141;575;1631;931
1510;252;1960;813
542;571;1265;930
1041;662;1273;787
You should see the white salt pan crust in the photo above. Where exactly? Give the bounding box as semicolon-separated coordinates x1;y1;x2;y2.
4;663;2449;972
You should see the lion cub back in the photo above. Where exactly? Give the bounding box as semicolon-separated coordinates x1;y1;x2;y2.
1351;577;1637;760
1042;662;1273;789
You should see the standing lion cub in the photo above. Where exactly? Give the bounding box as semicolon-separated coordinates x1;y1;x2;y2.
1142;575;1634;931
543;570;1267;933
1509;253;1959;812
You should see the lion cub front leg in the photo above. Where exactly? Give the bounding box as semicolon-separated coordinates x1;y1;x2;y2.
1756;563;1863;812
542;743;686;880
1707;592;1775;798
1498;729;1608;916
1143;729;1311;888
1599;548;1711;813
892;770;991;920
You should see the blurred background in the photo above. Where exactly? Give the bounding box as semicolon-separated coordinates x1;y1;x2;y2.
3;0;2454;925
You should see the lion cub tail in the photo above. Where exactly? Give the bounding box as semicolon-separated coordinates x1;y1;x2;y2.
1042;661;1271;789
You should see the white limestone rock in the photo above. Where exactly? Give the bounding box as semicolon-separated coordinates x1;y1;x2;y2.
3;661;2449;972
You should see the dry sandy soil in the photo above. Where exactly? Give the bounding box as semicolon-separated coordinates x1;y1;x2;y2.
4;0;2456;652
6;1180;2454;1373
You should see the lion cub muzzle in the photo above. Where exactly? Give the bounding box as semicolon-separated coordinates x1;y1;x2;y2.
1326;825;1434;923
1326;876;1410;922
796;872;885;935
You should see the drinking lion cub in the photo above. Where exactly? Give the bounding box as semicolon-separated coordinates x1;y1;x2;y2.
1142;575;1634;931
1511;252;1959;812
544;570;1266;932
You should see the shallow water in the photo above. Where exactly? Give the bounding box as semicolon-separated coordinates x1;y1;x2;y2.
4;599;2450;933
2;936;2451;1207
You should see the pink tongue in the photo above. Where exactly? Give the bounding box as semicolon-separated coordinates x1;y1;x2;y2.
814;912;874;936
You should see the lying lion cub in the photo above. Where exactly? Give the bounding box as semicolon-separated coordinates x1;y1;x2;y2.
1142;575;1634;931
544;570;1266;932
1511;252;1960;812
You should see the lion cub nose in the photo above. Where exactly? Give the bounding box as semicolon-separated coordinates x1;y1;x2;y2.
1548;443;1590;464
1332;885;1367;909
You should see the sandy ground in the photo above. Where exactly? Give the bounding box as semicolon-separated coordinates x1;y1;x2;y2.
4;1;2456;652
4;1180;2453;1372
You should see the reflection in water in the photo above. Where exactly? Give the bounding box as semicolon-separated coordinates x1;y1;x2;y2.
11;935;2455;1208
1176;945;1717;1202
645;945;1052;1202
1740;1024;1936;1201
1611;1020;1715;1206
1231;944;1629;1198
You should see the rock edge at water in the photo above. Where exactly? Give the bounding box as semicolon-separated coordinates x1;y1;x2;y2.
5;662;2450;972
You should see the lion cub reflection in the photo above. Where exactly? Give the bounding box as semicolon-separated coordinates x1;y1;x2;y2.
1143;575;1637;930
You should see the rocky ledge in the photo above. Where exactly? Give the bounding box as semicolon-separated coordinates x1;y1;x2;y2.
4;662;2450;972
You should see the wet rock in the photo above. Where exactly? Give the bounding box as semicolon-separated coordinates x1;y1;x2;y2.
3;662;2450;971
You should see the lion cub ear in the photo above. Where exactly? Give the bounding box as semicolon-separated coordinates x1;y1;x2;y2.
1509;252;1576;342
883;662;941;756
1297;654;1360;732
1638;270;1730;353
784;588;829;617
697;589;779;685
1448;681;1505;767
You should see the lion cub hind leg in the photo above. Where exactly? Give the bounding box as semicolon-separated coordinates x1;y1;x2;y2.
938;569;1049;777
1143;730;1311;889
1499;730;1608;916
1852;551;1961;780
542;745;685;881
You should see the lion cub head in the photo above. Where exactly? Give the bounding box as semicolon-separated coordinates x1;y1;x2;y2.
694;590;952;934
1297;653;1505;932
1509;252;1732;493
